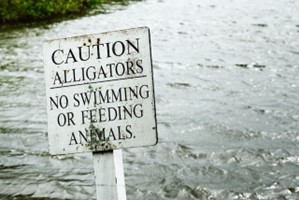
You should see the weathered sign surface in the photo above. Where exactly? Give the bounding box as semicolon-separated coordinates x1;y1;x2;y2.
43;27;157;155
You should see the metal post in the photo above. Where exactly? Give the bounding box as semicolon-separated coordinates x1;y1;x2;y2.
93;150;126;200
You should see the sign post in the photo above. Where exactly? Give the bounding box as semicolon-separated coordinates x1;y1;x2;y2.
93;150;126;200
43;27;157;199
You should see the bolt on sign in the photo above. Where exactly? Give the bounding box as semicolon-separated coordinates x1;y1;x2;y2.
43;27;158;155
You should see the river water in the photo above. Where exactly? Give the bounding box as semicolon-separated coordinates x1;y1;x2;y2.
1;0;299;199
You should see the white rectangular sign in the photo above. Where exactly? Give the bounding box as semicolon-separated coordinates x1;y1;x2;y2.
43;27;157;155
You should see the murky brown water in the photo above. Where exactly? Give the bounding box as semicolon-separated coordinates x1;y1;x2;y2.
1;0;299;199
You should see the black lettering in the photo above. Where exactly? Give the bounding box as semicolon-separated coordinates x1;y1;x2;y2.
123;105;132;119
59;95;68;109
69;132;78;145
133;104;143;118
94;128;105;141
72;68;81;82
118;126;125;140
57;113;67;127
108;107;117;121
123;87;128;101
98;89;110;104
53;72;62;85
108;128;116;140
67;112;75;126
139;85;149;99
80;92;92;105
136;59;143;73
51;49;64;65
112;41;125;56
127;38;140;54
81;67;86;81
81;110;89;124
97;65;108;78
99;107;106;122
86;66;96;80
106;63;115;77
115;62;125;76
73;93;80;107
117;106;122;120
92;43;105;59
111;89;122;103
65;49;77;64
78;46;91;61
126;125;133;139
126;60;135;75
49;96;59;110
63;69;72;83
129;86;138;100
106;42;111;58
49;95;68;110
79;130;89;144
89;109;97;123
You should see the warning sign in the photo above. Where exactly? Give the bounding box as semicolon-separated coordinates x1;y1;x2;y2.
43;27;158;155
